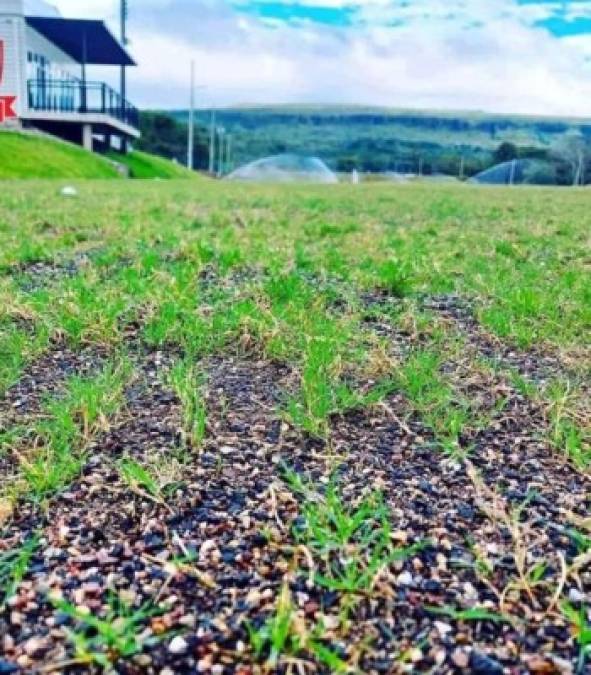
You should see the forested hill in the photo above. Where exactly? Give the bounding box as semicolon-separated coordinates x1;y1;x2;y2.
166;105;591;176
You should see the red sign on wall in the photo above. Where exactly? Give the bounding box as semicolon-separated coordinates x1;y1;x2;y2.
0;40;18;123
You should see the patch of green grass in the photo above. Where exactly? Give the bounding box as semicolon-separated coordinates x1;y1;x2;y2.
561;602;591;673
396;345;472;456
544;380;591;469
0;322;50;396
0;535;39;609
426;605;513;624
107;150;198;179
169;359;208;449
18;357;130;500
0;131;121;179
118;458;161;497
53;592;163;669
285;469;420;597
247;584;301;669
118;456;183;503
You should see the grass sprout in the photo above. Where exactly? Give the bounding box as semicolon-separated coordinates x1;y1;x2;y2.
0;535;39;609
52;592;163;669
169;358;208;449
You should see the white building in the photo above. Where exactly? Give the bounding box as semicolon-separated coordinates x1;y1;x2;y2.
0;0;139;151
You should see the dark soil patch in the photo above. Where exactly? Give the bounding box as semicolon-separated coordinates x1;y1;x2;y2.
0;343;109;427
422;294;584;388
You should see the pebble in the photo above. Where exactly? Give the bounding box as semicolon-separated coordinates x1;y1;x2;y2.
451;649;470;669
434;621;452;637
16;655;31;669
198;656;213;672
24;637;48;658
179;614;197;628
10;611;23;626
469;650;504;674
168;636;189;655
568;588;585;603
134;655;153;667
396;570;413;586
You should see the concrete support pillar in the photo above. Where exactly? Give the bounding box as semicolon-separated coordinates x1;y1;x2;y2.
82;123;93;152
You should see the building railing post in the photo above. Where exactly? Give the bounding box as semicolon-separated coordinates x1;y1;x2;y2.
80;81;87;113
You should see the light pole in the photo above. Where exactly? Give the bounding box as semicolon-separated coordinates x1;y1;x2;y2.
120;0;128;152
226;133;232;174
217;127;225;177
209;108;216;174
186;64;206;171
187;60;195;170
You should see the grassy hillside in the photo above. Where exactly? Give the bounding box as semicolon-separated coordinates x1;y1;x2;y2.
108;150;197;179
169;104;591;177
0;131;121;179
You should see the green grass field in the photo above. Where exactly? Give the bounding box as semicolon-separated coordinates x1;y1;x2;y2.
0;131;121;179
107;150;196;179
0;180;589;672
0;131;198;180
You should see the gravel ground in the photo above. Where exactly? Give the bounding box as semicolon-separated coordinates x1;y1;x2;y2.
0;317;590;673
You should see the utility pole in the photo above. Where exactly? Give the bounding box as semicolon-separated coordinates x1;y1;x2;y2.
459;155;465;180
187;60;195;170
217;127;225;177
226;134;232;174
208;108;216;174
120;0;128;152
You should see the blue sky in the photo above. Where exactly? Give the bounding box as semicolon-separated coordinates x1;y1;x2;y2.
42;0;591;116
229;0;591;34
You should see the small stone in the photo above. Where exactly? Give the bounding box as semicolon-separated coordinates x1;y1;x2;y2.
119;589;137;604
408;648;423;663
179;614;197;628
9;611;23;626
322;614;340;630
16;655;31;669
134;655;153;667
451;649;470;669
463;582;479;601
396;570;413;586
434;621;452;637
568;588;585;603
469;650;504;675
524;655;557;673
168;636;188;655
24;637;48;658
198;656;213;672
0;660;19;674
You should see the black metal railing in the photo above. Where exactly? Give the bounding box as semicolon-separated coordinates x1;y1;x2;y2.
27;79;139;129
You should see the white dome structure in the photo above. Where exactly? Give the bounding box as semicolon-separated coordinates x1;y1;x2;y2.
227;154;338;184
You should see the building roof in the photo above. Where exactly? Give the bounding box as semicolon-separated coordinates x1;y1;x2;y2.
25;17;136;66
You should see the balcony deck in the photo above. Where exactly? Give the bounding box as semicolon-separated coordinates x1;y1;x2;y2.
23;79;140;138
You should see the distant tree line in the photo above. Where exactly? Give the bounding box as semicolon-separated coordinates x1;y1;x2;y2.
137;109;591;185
135;112;209;170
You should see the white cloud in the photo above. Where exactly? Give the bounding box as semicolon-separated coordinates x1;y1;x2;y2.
46;0;591;116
